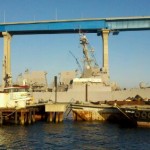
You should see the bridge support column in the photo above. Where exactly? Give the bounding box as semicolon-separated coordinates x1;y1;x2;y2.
2;32;12;88
101;29;110;75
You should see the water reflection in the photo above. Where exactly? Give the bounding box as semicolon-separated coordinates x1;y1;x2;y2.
0;121;150;149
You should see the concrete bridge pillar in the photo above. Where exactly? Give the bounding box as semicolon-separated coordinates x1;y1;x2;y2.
101;29;110;75
2;32;12;87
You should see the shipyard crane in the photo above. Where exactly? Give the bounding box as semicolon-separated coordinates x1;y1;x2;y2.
69;51;82;73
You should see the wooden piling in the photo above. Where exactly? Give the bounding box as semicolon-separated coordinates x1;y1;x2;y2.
47;112;54;122
28;109;32;124
15;111;18;124
55;112;59;123
50;112;54;122
0;111;3;125
47;112;50;122
24;112;28;124
20;111;25;125
32;108;35;123
59;112;63;122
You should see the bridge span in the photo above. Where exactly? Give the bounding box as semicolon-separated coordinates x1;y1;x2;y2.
0;16;150;36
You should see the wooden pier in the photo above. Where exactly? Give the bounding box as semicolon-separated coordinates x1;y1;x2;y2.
0;108;36;125
0;103;68;125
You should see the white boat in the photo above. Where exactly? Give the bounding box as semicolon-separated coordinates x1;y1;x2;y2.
0;85;33;108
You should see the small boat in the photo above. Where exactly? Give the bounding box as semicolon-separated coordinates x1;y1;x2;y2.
0;85;33;108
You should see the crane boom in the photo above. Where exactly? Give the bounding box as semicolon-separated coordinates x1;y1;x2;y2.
69;51;82;73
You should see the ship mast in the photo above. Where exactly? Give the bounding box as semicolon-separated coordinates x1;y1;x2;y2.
79;33;100;78
80;34;92;69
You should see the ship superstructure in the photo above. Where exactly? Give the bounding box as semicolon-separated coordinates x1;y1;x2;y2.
15;34;119;93
70;33;119;92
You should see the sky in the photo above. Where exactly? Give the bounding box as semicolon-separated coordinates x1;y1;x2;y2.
0;0;150;88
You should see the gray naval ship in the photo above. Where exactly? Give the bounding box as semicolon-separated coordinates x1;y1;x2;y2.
15;34;150;104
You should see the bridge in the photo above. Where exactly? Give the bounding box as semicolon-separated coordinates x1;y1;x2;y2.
0;16;150;87
0;16;150;35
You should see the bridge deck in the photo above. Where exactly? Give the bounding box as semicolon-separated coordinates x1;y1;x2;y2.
0;16;150;36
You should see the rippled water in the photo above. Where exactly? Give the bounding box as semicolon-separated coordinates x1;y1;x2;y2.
0;119;150;150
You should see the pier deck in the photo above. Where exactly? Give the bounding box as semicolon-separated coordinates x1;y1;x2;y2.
0;102;68;125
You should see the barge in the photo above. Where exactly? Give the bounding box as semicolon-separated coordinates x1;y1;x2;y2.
71;95;150;128
117;104;150;127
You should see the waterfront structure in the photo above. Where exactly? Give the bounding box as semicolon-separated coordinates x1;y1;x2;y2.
0;17;150;126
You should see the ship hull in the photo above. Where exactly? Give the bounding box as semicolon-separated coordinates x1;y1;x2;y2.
32;88;150;103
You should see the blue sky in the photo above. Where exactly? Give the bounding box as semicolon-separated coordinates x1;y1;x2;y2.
0;0;150;88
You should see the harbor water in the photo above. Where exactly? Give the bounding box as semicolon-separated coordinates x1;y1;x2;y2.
0;119;150;150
